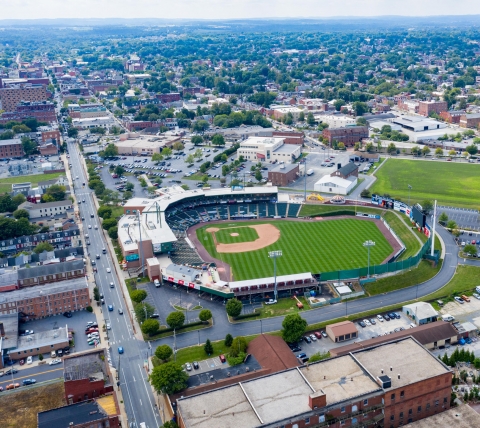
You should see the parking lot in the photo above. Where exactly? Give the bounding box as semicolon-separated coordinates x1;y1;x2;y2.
21;309;100;354
438;206;480;230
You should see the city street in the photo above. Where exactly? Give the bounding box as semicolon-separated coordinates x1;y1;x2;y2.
67;141;161;428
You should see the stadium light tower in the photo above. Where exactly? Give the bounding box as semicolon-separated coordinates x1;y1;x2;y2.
363;240;375;278
268;250;283;301
408;184;412;207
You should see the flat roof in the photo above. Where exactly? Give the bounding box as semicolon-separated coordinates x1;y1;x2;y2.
404;404;480;427
0;138;21;146
38;400;110;428
0;313;19;351
64;348;111;386
15;326;69;353
270;163;298;174
273;144;299;154
229;272;313;290
353;337;450;389
300;355;381;406
115;135;180;149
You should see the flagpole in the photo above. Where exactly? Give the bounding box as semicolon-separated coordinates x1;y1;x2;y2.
431;200;437;257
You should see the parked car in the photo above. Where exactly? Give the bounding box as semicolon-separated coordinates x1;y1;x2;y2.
303;336;312;344
473;293;480;300
369;318;376;325
461;295;471;302
22;379;36;385
49;358;62;366
359;321;366;328
314;331;322;339
26;356;33;365
384;314;391;321
363;319;371;326
193;361;199;370
454;296;464;304
296;353;307;359
185;363;192;371
219;354;226;363
6;383;20;390
321;331;328;338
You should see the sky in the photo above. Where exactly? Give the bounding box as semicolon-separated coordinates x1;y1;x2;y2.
1;0;480;20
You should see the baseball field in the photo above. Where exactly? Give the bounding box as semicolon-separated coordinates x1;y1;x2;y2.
371;158;480;209
195;219;395;280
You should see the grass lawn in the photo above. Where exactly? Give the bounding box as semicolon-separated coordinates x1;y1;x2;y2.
364;260;442;296
0;172;64;194
153;335;257;367
382;211;421;260
371;159;480;209
197;219;393;280
425;265;480;301
214;226;259;244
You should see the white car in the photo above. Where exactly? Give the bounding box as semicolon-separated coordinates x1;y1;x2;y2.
363;319;371;326
376;314;384;322
185;363;192;371
88;225;92;229
473;293;480;300
106;322;111;330
87;333;99;339
49;358;62;366
106;268;111;273
26;356;33;365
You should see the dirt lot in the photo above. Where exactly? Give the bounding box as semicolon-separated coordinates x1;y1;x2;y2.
0;381;66;428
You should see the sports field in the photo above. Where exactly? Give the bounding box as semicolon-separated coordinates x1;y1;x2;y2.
196;219;394;280
371;159;480;209
214;226;259;244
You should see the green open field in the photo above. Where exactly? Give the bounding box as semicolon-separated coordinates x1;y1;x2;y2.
0;172;64;194
197;219;394;280
214;226;259;244
371;159;480;209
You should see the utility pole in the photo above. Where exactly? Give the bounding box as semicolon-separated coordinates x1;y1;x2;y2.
137;211;145;278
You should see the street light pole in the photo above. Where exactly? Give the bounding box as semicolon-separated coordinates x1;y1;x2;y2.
303;156;307;202
408;184;412;207
268;250;283;301
363;240;375;278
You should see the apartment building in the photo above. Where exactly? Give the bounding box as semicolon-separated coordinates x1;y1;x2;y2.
323;126;369;146
459;113;480;129
439;110;464;124
17;259;85;287
0;138;25;159
18;200;73;219
397;99;420;114
0;84;47;112
176;337;451;428
418;100;448;117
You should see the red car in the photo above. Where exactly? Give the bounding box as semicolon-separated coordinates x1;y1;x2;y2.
219;354;226;363
314;331;322;339
85;328;98;335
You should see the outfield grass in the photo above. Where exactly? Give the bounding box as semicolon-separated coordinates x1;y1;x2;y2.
0;172;64;194
371;159;480;209
299;204;383;217
214;226;259;244
197;219;393;280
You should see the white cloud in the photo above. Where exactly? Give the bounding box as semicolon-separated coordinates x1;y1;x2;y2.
1;0;480;20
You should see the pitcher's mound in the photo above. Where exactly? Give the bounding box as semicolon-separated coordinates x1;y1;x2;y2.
230;233;240;236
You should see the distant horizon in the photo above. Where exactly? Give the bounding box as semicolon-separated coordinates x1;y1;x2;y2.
2;0;480;21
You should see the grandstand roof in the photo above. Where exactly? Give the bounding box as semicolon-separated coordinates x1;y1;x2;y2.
229;272;314;291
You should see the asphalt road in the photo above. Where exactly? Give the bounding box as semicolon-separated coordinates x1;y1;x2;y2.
0;364;63;390
155;225;460;351
68;141;161;428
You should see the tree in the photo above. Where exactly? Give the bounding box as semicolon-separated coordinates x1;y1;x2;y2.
307;112;315;126
185;154;195;164
194;149;203;159
12;193;26;207
114;165;125;176
439;212;449;224
435;147;443;157
44;184;66;202
224;333;233;347
162;147;172;157
149;362;189;395
67;128;78;138
125;182;134;192
131;289;147;303
422;146;431;157
338;142;346;151
298;111;305;122
356;117;367;126
421;200;433;215
33;242;54;254
448;149;457;158
387;143;397;154
191;135;203;146
139;178;148;188
353;101;368;116
161;422;179;428
102;218;117;230
211;134;225;146
464;244;477;256
141;319;160;336
446;220;457;230
98;206;112;219
334;99;345;111
172;142;184;152
204;339;213;355
466;144;478;156
147;186;158;195
152;153;164;163
192;120;209;133
101;143;118;158
361;189;371;198
155;344;173;362
13;209;29;219
166;311;185;330
108;226;118;239
93;287;100;302
255;169;263;182
230;336;248;358
281;313;307;344
226;298;243;318
134;302;155;323
21;136;37;156
199;309;212;323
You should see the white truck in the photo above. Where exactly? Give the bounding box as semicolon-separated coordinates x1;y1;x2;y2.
306;169;314;176
441;314;455;322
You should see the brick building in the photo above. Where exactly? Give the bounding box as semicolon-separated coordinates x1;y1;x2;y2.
439;110;464;124
418;100;448;117
459;113;480;128
0;138;24;159
323;126;369;146
0;277;89;319
272;130;305;144
41;129;61;143
268;163;299;186
17;259;85;287
156;92;181;103
64;349;115;403
0;84;47;112
397;99;419;114
0;101;56;124
330;162;359;180
176;337;451;428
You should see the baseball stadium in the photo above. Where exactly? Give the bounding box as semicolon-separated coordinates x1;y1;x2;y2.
116;185;418;301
